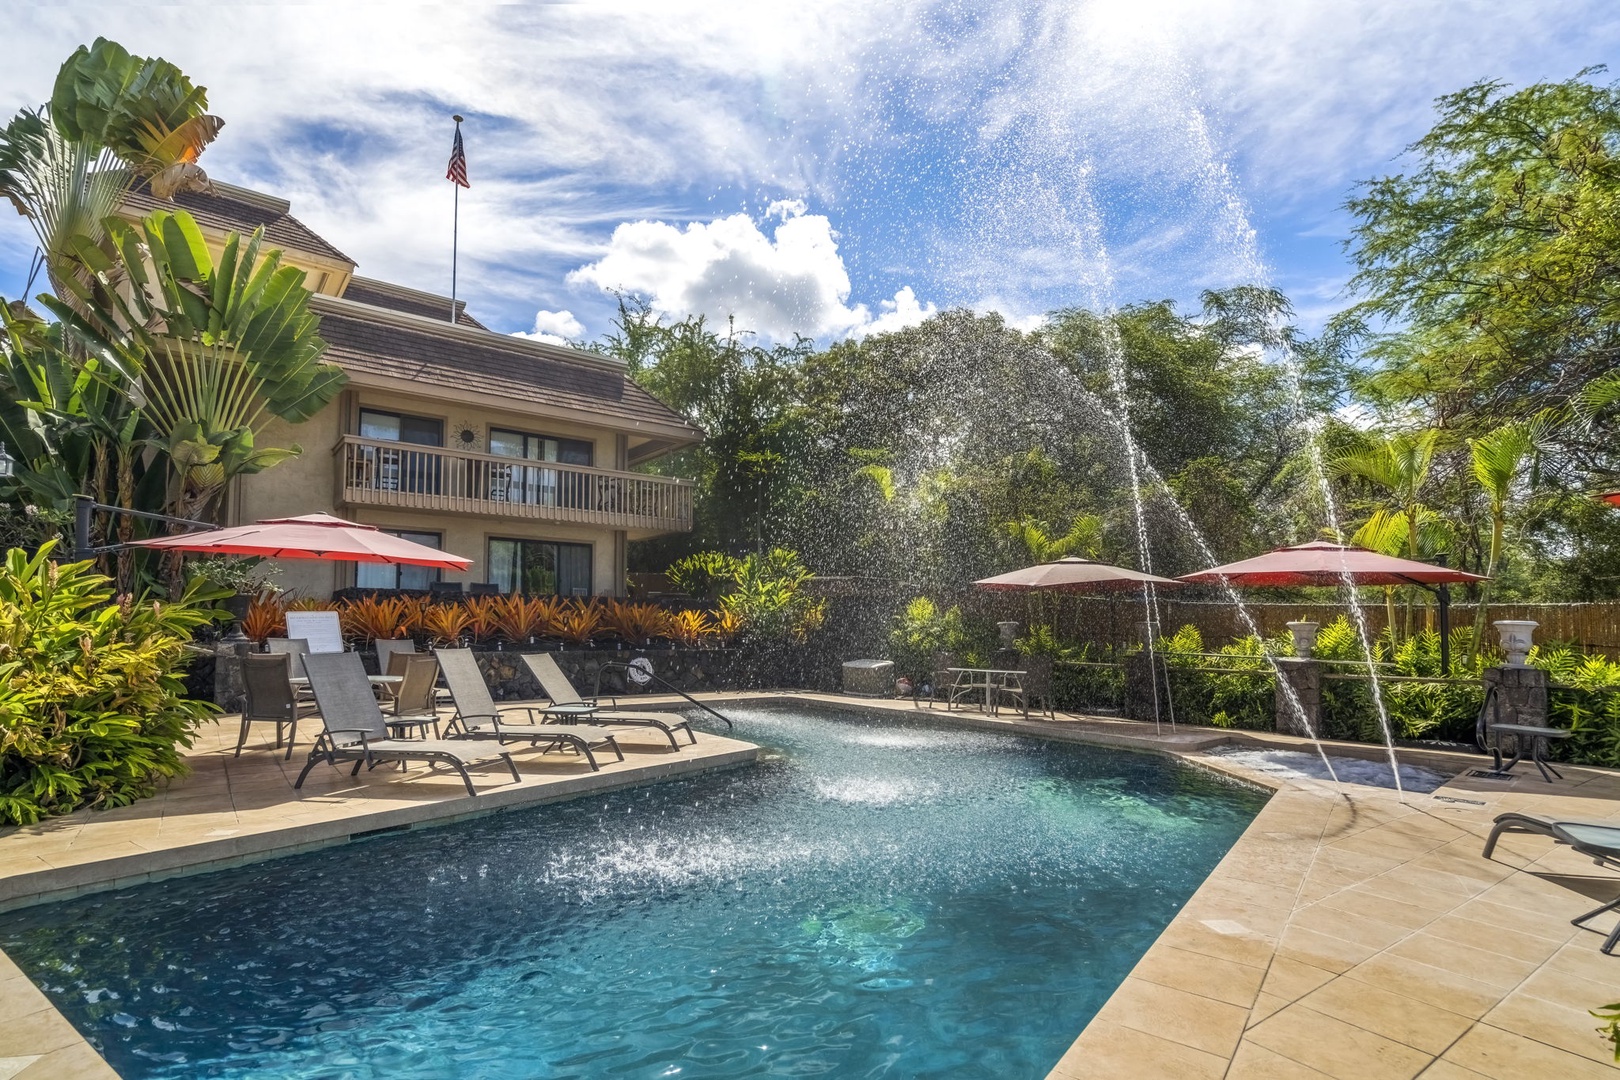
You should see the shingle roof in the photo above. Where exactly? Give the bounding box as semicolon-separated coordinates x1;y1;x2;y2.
122;182;354;266
340;277;487;329
310;297;700;440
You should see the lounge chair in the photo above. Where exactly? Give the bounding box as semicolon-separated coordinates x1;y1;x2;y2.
295;652;520;796
434;648;625;767
1549;822;1620;954
1481;812;1620;858
238;653;318;759
520;652;696;750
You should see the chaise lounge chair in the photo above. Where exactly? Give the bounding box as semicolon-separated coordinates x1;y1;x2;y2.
1482;811;1620;859
521;652;697;750
1482;811;1620;954
295;652;521;797
434;648;626;767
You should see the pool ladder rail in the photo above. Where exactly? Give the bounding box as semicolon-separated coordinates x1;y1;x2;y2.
592;661;735;731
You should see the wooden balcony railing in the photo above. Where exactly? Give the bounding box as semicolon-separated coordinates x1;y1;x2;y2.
333;435;693;534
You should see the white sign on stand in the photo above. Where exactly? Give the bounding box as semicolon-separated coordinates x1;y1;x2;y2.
286;611;345;654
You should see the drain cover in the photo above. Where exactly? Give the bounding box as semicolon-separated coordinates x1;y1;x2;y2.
1466;769;1515;781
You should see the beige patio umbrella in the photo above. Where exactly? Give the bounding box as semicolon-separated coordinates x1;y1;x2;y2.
973;557;1184;592
974;557;1183;646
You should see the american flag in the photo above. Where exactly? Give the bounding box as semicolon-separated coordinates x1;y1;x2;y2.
446;126;469;188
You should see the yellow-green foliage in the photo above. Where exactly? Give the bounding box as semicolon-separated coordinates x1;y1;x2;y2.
1533;646;1620;769
1161;625;1278;729
0;544;221;825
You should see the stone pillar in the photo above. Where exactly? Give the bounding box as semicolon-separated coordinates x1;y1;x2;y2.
1273;658;1322;738
1482;665;1549;727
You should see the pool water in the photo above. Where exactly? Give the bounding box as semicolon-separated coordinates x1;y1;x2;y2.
0;705;1265;1079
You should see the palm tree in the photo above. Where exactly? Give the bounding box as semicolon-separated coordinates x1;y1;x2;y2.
53;210;345;526
1003;515;1105;563
1331;429;1447;641
1467;418;1548;656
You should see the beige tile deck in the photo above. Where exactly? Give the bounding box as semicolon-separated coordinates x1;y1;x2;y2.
2;689;1618;1077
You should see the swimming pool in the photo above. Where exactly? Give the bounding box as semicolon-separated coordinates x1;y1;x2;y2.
0;705;1265;1079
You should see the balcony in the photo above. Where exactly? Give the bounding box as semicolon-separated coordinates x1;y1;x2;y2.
334;435;693;535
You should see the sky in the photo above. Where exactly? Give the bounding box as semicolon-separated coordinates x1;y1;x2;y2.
3;1;1617;347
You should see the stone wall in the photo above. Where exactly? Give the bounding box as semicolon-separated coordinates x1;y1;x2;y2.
471;646;738;701
204;643;740;708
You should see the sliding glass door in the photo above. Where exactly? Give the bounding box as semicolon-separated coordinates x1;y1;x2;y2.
488;429;593;507
488;538;593;597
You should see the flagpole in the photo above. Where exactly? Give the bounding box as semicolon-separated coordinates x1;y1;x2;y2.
450;114;463;324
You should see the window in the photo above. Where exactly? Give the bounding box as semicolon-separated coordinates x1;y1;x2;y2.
355;531;443;591
357;409;443;494
488;538;592;597
360;409;443;446
488;429;594;507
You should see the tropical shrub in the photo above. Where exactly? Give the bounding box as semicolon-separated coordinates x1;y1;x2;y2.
555;601;604;645
667;551;744;599
339;594;418;644
1534;646;1620;769
487;594;542;642
1161;625;1277;729
1312;617;1486;742
599;599;672;645
668;608;715;647
239;589;288;644
0;544;220;825
718;549;825;645
463;595;502;645
888;596;968;680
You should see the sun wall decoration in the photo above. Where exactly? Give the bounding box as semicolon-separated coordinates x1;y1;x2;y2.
451;421;482;452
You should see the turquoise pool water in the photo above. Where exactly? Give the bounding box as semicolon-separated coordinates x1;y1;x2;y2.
0;705;1264;1078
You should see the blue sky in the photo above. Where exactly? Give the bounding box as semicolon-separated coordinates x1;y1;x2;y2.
3;2;1617;346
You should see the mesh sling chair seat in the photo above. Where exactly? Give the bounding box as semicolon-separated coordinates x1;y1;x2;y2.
296;652;521;797
434;648;625;769
386;654;443;739
1481;811;1620;859
372;639;418;700
239;653;319;759
1550;822;1620;954
521;652;697;750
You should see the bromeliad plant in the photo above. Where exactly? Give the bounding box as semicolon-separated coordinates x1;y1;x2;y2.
0;543;222;825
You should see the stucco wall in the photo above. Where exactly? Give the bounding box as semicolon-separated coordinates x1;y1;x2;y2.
233;387;639;598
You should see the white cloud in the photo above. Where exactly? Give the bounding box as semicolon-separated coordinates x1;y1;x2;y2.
512;308;586;346
567;204;935;341
863;286;938;337
2;1;1616;334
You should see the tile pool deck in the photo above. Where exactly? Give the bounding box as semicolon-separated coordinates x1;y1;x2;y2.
0;692;1615;1078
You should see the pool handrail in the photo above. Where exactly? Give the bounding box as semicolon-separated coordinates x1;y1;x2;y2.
591;660;735;731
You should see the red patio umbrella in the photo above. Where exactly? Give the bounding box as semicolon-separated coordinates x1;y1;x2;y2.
1177;541;1485;589
1178;541;1485;673
1597;491;1620;507
974;557;1183;592
128;513;471;571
